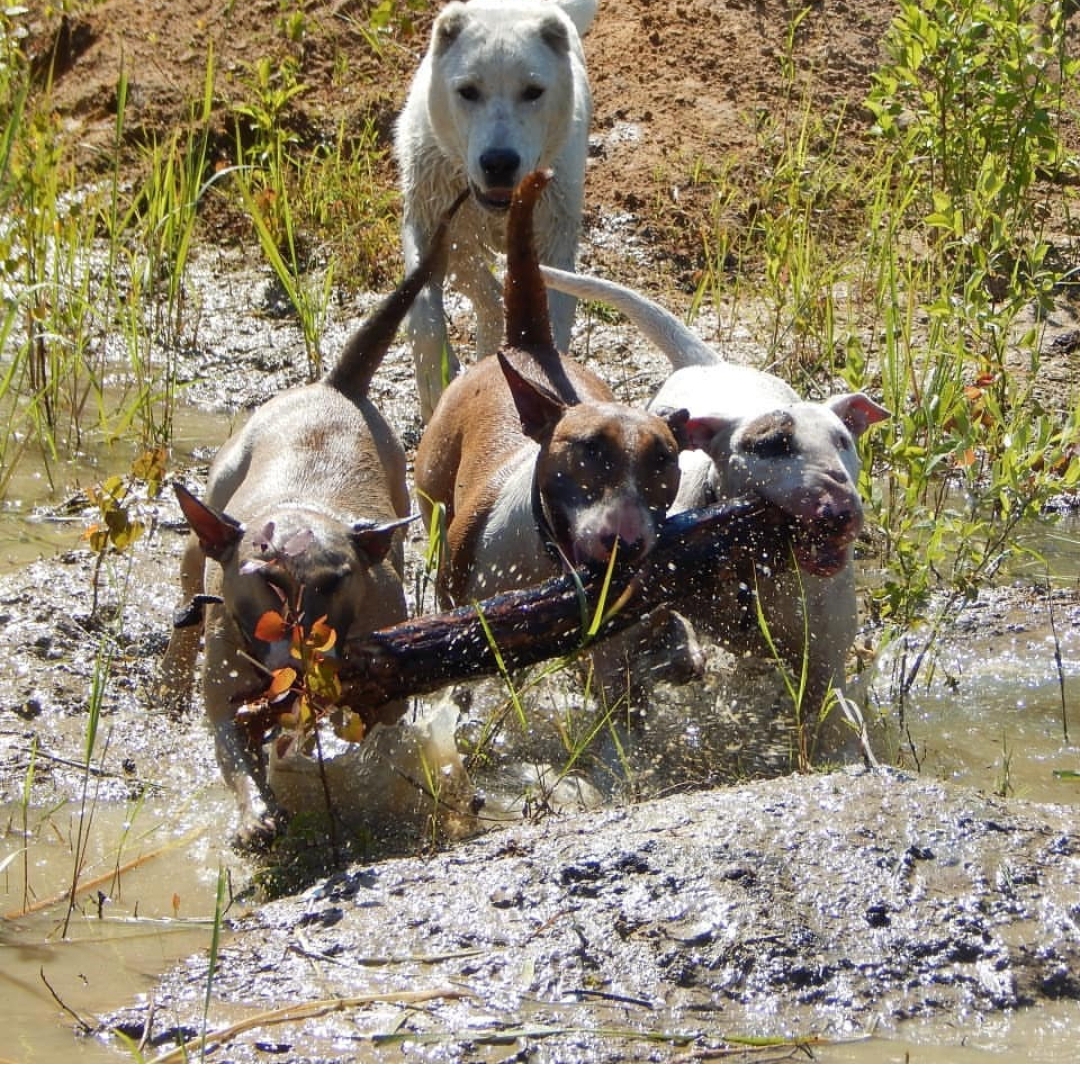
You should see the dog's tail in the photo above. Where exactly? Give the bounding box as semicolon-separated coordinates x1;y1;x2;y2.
325;189;469;398
505;169;557;355
540;265;723;371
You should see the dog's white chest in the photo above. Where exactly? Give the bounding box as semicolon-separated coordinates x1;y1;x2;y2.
468;461;551;595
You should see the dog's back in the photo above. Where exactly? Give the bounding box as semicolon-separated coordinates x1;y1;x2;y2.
206;192;468;527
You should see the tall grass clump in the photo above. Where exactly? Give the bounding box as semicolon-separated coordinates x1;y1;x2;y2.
691;0;1080;709
0;11;219;495
864;0;1080;643
226;52;399;378
0;33;103;489
0;2;404;497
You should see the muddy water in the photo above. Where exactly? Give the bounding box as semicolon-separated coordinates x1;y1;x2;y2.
2;456;1077;1062
1;263;1077;1060
2;790;250;1063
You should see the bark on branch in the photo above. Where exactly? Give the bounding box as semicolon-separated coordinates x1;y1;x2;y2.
338;499;790;711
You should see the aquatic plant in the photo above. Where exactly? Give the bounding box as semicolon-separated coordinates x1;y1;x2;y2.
686;0;1080;729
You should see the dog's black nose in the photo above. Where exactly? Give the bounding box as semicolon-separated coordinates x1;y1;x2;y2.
597;531;646;564
479;147;521;189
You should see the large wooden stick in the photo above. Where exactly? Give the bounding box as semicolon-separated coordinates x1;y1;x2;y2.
338;499;790;711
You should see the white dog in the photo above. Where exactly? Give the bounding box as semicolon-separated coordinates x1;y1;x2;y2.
541;266;891;759
395;0;597;420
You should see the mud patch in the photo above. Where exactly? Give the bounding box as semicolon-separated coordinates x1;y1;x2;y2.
102;769;1080;1063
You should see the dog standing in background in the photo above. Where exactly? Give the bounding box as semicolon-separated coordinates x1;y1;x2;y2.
395;0;597;420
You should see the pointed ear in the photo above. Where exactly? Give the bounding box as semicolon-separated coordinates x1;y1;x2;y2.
351;514;417;564
827;393;891;438
683;414;736;454
174;482;243;562
498;352;566;442
653;406;692;451
433;2;468;54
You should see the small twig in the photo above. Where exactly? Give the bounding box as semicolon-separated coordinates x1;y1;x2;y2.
834;689;879;769
152;987;472;1063
1046;578;1069;743
3;826;206;920
137;992;157;1058
288;940;486;969
40;966;94;1036
569;987;656;1010
10;745;169;792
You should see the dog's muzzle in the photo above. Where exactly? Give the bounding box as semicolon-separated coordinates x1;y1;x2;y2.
474;147;521;211
471;182;514;213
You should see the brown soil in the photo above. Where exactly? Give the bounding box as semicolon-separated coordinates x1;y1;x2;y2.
22;0;898;299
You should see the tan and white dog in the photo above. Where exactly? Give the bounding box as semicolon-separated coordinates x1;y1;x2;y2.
415;172;688;640
159;197;464;843
395;0;597;420
541;265;890;757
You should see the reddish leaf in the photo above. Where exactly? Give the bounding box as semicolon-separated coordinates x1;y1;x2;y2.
267;666;297;697
307;616;337;654
255;609;289;642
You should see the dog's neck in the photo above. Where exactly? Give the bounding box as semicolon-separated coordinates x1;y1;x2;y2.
530;465;567;569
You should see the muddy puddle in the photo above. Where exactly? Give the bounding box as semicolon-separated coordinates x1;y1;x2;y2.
1;250;1078;1062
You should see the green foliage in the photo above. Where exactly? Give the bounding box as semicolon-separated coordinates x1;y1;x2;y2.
0;12;205;493
0;5;400;494
342;0;428;57
201;864;229;1063
82;447;168;616
687;0;1080;716
867;0;1075;258
863;0;1080;643
292;116;399;287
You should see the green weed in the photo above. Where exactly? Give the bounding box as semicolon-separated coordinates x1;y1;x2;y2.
201;864;229;1063
0;8;399;498
688;0;1080;725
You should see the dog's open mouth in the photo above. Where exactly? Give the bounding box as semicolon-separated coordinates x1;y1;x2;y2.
471;183;514;213
791;522;854;578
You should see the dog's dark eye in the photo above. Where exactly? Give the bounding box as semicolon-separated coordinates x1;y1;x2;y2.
751;430;793;457
580;436;606;462
647;441;676;475
521;85;544;103
457;84;480;103
308;566;351;595
835;430;854;453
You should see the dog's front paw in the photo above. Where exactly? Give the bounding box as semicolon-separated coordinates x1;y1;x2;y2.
232;803;290;853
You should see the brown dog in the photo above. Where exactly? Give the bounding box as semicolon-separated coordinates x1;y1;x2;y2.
159;196;464;844
414;171;689;670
